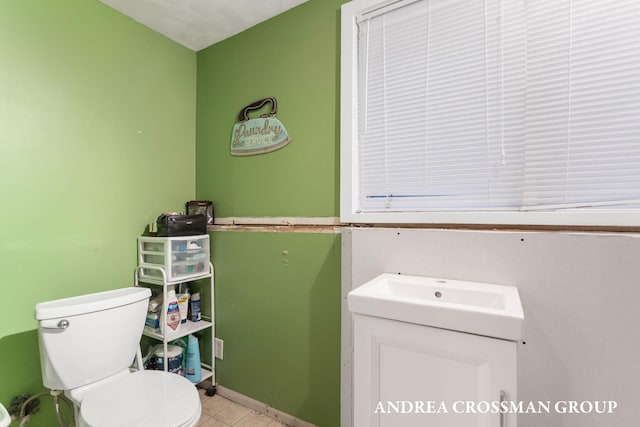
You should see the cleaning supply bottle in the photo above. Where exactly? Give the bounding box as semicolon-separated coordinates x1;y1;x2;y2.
176;285;189;324
165;287;181;332
190;292;201;322
185;334;202;383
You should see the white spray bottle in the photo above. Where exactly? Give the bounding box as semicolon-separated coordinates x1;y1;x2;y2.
164;286;181;332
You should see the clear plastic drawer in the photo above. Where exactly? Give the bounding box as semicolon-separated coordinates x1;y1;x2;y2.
138;235;210;282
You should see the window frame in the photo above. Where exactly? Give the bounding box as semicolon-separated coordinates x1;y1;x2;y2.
340;0;640;227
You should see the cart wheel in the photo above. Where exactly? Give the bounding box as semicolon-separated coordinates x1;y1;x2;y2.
205;385;217;397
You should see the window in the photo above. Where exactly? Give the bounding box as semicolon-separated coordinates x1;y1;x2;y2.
341;0;640;226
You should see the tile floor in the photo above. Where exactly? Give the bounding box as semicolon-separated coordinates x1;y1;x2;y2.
197;388;288;427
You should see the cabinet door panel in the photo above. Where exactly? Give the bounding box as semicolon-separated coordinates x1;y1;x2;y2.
353;314;517;427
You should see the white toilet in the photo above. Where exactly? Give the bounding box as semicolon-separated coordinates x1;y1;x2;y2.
36;287;201;427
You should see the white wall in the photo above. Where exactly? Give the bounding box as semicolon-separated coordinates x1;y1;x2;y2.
341;227;640;427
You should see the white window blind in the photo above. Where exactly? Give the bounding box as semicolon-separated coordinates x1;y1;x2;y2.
353;0;640;216
522;0;640;211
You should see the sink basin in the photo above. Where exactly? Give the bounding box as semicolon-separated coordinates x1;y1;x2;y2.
348;273;524;341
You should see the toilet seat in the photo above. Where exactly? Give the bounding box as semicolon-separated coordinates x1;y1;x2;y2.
79;370;201;427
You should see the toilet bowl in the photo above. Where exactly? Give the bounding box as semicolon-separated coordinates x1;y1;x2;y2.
35;287;202;427
78;370;200;427
0;402;10;427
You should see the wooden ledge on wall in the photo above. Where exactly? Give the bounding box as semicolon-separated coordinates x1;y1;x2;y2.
208;217;342;233
208;217;640;234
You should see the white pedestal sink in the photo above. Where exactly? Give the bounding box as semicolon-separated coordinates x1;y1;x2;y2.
348;273;525;427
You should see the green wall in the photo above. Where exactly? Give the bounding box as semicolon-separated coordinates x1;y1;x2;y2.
212;231;341;427
196;0;344;217
1;0;344;425
0;0;196;424
196;1;345;425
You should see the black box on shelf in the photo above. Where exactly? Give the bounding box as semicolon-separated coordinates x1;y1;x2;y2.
156;214;206;237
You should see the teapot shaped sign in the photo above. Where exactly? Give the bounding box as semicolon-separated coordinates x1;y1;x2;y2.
230;97;291;156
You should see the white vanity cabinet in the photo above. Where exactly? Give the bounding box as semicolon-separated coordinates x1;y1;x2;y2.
135;235;216;394
353;313;517;427
349;274;524;427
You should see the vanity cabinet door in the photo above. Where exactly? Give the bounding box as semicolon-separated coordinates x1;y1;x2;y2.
353;314;517;427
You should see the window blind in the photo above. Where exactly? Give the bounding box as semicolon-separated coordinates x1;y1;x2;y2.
521;0;640;210
355;0;640;213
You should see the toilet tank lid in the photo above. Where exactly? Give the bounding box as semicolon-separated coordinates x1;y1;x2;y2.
36;287;151;320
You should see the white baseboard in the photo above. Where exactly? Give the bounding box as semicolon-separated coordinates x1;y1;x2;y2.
216;385;318;427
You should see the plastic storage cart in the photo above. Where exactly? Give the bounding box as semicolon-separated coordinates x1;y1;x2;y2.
135;235;216;395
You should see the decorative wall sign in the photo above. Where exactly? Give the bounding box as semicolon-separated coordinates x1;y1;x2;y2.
230;97;291;156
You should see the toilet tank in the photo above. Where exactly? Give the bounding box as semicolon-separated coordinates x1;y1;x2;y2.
36;287;151;391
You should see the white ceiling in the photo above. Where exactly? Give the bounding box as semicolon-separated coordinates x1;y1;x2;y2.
99;0;308;51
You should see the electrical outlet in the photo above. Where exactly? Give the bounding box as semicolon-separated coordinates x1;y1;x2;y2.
215;338;224;360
